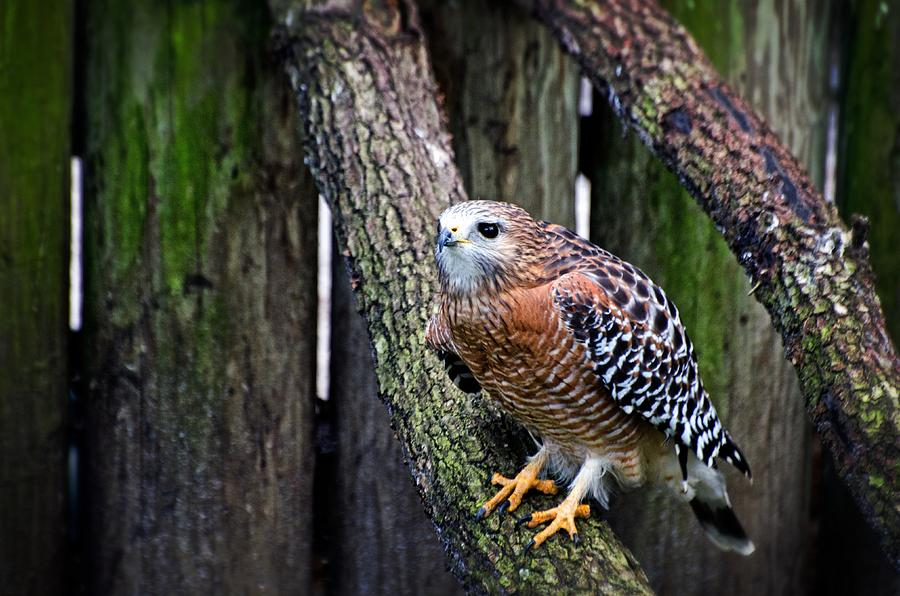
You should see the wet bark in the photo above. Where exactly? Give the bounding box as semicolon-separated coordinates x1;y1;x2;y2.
519;0;900;567
82;1;317;593
273;0;652;592
585;1;825;592
0;1;71;593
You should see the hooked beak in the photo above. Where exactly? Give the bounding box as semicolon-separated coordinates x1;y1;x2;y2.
437;227;465;251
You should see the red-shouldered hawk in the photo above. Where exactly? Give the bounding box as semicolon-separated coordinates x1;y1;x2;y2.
426;200;754;554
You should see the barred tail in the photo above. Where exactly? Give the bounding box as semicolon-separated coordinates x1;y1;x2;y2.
659;448;755;555
689;496;755;556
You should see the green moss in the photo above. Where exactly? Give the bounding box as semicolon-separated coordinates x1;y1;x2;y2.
84;0;284;560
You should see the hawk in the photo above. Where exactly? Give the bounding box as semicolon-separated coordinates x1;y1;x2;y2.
425;200;754;554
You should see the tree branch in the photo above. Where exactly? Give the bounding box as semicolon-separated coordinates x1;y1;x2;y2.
271;0;652;592
516;0;900;567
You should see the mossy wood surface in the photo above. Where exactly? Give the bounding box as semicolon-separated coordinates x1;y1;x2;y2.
0;1;71;593
587;1;825;592
275;0;653;592
837;0;900;345
83;1;317;592
522;0;900;567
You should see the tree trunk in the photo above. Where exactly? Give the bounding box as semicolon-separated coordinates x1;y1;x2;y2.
275;0;652;592
586;1;827;592
520;0;900;567
0;2;71;593
82;1;317;593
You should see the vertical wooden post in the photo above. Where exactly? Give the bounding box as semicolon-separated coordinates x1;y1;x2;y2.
586;1;830;592
82;1;316;592
815;1;900;591
328;256;463;595
0;2;71;593
837;0;900;343
423;0;581;226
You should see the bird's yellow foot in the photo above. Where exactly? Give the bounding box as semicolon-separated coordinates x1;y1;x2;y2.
475;451;556;519
518;496;591;551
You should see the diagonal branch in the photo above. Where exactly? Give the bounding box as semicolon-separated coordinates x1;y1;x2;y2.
516;0;900;567
270;0;652;592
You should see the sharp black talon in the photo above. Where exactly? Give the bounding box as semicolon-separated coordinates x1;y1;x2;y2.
474;506;486;520
572;533;581;545
523;539;535;555
516;515;532;527
497;499;510;516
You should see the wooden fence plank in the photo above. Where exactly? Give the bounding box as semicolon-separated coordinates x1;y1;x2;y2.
83;2;317;592
0;1;71;593
422;0;580;226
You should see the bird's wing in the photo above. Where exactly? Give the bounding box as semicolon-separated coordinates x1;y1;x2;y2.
426;312;482;395
549;267;750;478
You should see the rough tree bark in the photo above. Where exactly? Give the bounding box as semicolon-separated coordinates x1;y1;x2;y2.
274;0;652;592
517;0;900;567
83;1;317;593
0;1;71;593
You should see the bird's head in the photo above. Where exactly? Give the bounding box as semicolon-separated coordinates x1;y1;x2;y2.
434;200;542;296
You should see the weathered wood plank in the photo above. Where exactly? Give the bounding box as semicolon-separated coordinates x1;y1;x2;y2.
328;255;462;595
423;0;580;226
83;2;317;592
837;0;900;344
0;1;71;593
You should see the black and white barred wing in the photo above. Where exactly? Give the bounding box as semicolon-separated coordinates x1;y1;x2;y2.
550;270;751;478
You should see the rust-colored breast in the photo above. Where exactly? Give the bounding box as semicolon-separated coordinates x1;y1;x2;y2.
447;283;649;475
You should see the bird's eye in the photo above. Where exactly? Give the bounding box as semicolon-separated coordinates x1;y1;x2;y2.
477;222;499;239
